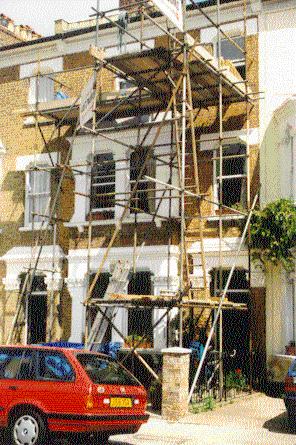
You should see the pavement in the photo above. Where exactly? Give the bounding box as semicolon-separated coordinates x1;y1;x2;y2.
110;392;296;445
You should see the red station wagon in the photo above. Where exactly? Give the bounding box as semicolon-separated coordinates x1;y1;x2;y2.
0;344;149;444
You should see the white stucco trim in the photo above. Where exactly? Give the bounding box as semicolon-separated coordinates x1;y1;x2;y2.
1;245;65;291
16;152;58;170
188;237;265;288
66;244;180;344
199;128;259;151
67;126;179;228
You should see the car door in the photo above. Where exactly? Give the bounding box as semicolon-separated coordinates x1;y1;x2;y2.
31;349;87;417
0;347;35;425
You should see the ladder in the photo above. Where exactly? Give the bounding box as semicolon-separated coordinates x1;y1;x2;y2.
85;260;130;351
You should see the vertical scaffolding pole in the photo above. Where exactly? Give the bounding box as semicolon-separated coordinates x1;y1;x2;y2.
217;0;224;398
188;194;258;403
179;0;187;348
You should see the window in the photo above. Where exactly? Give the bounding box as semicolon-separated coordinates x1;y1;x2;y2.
20;58;63;106
219;35;245;79
130;148;155;215
90;154;115;220
210;268;249;303
213;143;247;212
0;349;35;380
29;72;55;104
25;165;51;226
76;353;140;386
37;350;75;382
117;78;135;91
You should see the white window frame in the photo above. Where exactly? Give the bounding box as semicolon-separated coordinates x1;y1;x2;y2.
90;153;116;220
211;268;249;301
199;129;259;219
25;165;51;226
20;58;63;105
67;125;179;230
17;153;58;231
215;32;245;79
213;142;247;215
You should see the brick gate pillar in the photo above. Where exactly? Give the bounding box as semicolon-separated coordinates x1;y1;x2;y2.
161;347;191;420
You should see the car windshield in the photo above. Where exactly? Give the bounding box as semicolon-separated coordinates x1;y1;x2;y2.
76;353;141;386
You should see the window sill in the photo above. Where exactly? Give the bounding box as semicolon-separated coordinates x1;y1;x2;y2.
64;219;116;231
207;214;245;222
64;214;157;231
19;223;52;232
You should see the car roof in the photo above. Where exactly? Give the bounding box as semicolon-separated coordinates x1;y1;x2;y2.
1;344;106;356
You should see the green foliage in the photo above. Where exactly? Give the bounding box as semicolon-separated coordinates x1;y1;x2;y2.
248;199;296;271
225;369;248;391
190;396;215;413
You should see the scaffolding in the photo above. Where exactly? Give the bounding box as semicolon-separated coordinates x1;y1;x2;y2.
9;0;259;403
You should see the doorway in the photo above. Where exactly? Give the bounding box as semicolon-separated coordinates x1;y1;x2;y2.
128;271;153;343
20;274;48;344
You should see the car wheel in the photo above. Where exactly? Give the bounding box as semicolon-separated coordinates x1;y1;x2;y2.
8;410;48;445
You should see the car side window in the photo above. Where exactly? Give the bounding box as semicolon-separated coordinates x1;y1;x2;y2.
37;350;75;382
0;349;35;380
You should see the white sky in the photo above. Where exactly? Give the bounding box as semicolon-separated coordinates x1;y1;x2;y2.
1;0;118;37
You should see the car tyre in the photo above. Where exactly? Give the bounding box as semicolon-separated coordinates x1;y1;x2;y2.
8;409;48;445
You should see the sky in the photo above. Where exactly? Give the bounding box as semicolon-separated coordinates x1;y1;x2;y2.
1;0;118;37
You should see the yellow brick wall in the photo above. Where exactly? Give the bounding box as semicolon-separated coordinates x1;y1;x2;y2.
57;51;115;98
0;28;22;47
185;33;260;240
0;26;260;343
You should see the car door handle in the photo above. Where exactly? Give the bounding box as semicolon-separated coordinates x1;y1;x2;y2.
9;386;18;391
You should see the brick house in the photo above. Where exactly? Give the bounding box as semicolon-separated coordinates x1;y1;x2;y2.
0;0;284;389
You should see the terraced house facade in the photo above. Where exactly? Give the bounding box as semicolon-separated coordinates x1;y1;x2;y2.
0;0;292;391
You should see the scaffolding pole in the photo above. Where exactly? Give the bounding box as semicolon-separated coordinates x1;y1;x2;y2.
188;194;258;403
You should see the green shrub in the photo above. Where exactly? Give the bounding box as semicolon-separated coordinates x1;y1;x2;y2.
248;199;296;271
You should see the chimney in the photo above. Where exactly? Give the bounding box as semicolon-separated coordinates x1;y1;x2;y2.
0;12;42;41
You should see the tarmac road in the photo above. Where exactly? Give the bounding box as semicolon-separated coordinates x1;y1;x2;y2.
109;393;296;445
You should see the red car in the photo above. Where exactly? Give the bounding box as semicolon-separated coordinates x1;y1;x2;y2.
0;344;149;444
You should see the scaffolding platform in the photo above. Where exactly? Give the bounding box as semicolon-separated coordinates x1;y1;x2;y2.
22;41;251;123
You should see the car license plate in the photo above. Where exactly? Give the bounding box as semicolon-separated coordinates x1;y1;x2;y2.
110;397;132;408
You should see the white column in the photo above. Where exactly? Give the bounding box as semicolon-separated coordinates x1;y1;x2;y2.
69;165;88;225
152;275;179;349
66;277;87;343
